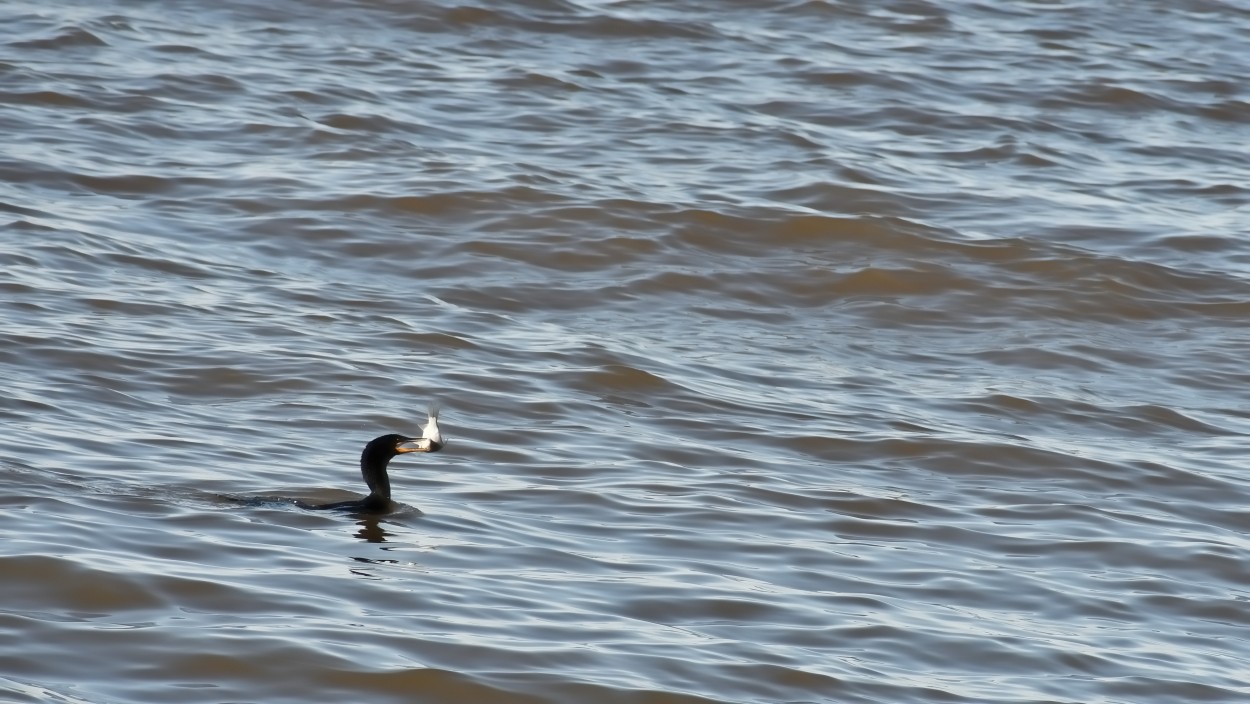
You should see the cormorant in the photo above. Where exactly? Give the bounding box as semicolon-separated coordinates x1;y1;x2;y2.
310;408;444;513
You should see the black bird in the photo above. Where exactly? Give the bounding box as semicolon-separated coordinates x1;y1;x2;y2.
311;409;444;513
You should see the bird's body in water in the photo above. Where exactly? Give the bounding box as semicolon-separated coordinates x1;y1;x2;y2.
310;408;444;513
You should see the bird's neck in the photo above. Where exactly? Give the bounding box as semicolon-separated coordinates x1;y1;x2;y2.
360;451;393;500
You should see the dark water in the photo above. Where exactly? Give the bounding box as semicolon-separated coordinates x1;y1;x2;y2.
3;1;1250;702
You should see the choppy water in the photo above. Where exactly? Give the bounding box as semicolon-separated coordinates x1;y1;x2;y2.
3;1;1250;702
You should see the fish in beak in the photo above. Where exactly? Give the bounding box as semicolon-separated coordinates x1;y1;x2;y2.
397;406;443;453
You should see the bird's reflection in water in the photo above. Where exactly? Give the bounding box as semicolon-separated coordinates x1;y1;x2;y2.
353;516;389;543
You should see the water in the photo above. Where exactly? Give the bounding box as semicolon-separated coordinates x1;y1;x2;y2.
3;1;1249;702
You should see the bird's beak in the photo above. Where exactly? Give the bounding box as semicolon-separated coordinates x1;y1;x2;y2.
397;437;442;453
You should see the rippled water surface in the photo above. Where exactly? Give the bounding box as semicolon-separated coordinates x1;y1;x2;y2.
3;1;1250;702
